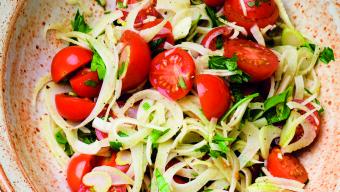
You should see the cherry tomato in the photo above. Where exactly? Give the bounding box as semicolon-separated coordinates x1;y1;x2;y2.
135;6;161;28
291;99;321;143
224;0;279;30
69;68;102;98
109;185;127;192
67;154;96;192
51;46;93;83
196;74;231;120
55;94;95;122
224;39;279;82
149;48;196;100
267;147;308;183
201;26;233;51
140;19;175;49
204;0;225;7
117;0;138;4
120;30;151;91
98;153;130;173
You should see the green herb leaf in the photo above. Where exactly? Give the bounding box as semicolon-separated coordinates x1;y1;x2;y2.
215;35;224;50
178;76;187;89
117;61;127;79
117;1;128;8
301;43;316;52
319;47;335;64
203;189;213;192
221;93;260;121
95;0;106;7
109;141;123;151
55;131;68;145
142;102;151;111
186;14;202;42
78;129;97;144
209;55;250;83
264;87;292;112
212;133;236;143
190;0;203;5
205;6;223;27
209;150;222;158
118;131;129;137
84;80;98;87
150;129;170;148
72;10;91;33
247;1;256;7
230;84;244;103
155;169;171;192
64;143;75;157
196;145;210;153
149;38;166;50
91;50;106;80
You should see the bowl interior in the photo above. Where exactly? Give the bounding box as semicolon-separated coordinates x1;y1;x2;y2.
3;0;339;191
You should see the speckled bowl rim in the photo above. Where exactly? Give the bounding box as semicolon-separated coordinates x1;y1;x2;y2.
0;0;37;191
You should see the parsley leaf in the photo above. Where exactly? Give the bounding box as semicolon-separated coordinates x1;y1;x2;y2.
150;129;170;148
205;6;223;27
215;36;224;50
230;84;244;103
117;1;128;8
117;61;127;79
90;50;106;80
212;133;236;143
109;141;123;151
118;131;129;137
221;93;259;121
55;131;68;144
149;38;166;57
95;0;106;7
301;42;316;52
319;47;335;64
208;55;250;83
72;10;91;33
78;129;97;144
84;80;98;87
142;102;151;111
196;145;210;153
155;169;171;192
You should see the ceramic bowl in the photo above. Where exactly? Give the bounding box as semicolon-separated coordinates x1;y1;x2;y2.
0;0;339;191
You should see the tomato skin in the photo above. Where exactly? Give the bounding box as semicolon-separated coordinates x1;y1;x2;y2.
51;46;93;83
70;68;102;98
196;74;231;120
149;48;196;100
201;26;233;51
204;0;225;7
140;19;175;48
267;147;308;183
55;94;95;122
224;0;279;30
120;30;151;91
67;154;96;192
109;185;127;192
291;99;321;143
224;39;279;82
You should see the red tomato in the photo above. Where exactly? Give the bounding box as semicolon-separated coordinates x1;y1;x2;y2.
149;48;196;100
99;153;130;173
196;74;231;120
291;99;321;142
117;0;138;4
204;0;225;7
70;68;102;98
109;185;127;192
140;19;175;48
51;46;93;83
55;94;95;122
224;0;279;30
135;6;162;28
78;184;91;192
120;30;151;91
201;26;233;51
67;154;96;192
224;39;279;82
267;147;308;183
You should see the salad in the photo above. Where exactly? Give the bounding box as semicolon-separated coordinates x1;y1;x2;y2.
37;0;335;191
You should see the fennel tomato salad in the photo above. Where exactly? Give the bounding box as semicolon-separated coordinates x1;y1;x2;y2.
37;0;335;191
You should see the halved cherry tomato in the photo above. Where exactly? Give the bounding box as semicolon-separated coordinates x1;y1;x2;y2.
109;185;127;192
55;94;95;122
120;30;151;91
224;0;279;30
267;147;308;183
224;39;279;82
204;0;225;7
140;19;175;49
291;99;321;142
201;26;233;51
117;0;138;4
51;46;93;83
149;48;196;100
67;154;96;192
196;74;231;120
99;153;130;173
70;68;102;98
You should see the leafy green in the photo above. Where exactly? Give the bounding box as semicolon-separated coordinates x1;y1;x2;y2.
221;93;260;121
190;0;203;5
72;10;91;33
117;61;127;79
90;49;106;80
149;38;166;50
247;0;270;7
186;15;202;42
319;47;335;64
301;42;316;52
196;145;210;153
263;87;293;124
64;143;75;157
208;55;250;83
142;102;151;111
78;129;97;144
209;150;223;158
84;80;98;87
118;131;129;137
150;129;170;148
109;141;123;151
55;130;74;157
205;6;223;27
215;36;224;50
117;1;128;8
230;85;244;103
178;76;187;89
155;169;171;192
212;133;236;143
95;0;106;7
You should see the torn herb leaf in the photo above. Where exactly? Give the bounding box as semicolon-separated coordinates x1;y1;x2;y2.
72;10;91;33
90;49;106;80
84;80;98;87
109;141;123;151
205;6;223;27
319;47;335;64
55;130;68;145
155;169;171;192
78;129;97;144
